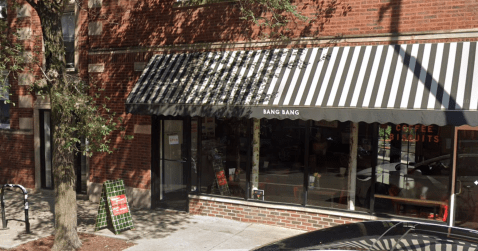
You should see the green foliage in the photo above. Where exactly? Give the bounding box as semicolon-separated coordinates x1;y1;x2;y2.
0;0;129;157
0;1;26;104
238;0;308;38
379;125;392;139
174;0;312;39
31;74;131;157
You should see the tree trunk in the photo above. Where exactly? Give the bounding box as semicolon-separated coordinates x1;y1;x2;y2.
51;110;81;251
23;1;82;250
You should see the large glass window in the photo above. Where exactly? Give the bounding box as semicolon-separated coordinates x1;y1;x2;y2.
200;117;248;199
371;124;452;221
454;128;478;229
307;121;350;209
194;117;458;222
354;122;376;212
257;119;305;205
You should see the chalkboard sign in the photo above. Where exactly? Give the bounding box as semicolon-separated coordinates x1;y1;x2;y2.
94;179;134;234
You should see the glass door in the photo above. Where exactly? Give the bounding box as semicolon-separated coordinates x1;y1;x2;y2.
453;126;478;229
152;117;191;211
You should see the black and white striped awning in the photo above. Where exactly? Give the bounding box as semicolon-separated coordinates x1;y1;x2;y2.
126;42;478;126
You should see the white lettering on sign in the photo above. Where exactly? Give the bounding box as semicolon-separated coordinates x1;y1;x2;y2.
263;109;300;116
110;195;127;207
110;195;129;216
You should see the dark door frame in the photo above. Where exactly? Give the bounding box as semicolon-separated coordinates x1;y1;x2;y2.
450;125;478;227
39;109;53;189
151;115;191;210
40;109;86;193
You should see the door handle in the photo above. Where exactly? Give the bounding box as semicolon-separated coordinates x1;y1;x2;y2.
162;158;187;163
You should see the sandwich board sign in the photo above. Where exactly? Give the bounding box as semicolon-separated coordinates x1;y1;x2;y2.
94;179;134;234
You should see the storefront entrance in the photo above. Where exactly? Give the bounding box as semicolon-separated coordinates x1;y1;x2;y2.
151;117;191;211
127;42;478;228
453;126;478;228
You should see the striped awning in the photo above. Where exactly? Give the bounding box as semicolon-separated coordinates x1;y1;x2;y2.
126;42;478;126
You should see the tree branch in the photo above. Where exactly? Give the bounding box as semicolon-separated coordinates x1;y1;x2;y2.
24;0;38;12
74;0;87;12
5;45;52;82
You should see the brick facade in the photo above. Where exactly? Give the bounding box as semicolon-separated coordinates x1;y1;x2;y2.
0;0;40;189
80;0;478;191
84;0;478;49
189;197;366;231
0;132;34;187
2;0;478;230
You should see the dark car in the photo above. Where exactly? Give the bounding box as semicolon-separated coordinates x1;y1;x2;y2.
253;221;478;250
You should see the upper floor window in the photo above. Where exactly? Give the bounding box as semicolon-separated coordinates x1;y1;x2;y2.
61;11;75;68
0;75;10;129
0;0;6;19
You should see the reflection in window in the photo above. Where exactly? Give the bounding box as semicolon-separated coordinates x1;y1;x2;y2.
190;118;199;192
257;119;305;205
454;130;478;228
0;0;6;19
61;12;75;68
354;123;375;212
371;124;451;221
200;117;248;199
307;121;350;209
0;76;9;129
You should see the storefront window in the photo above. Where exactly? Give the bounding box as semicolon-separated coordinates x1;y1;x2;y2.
190;118;199;192
371;124;452;221
200;117;248;198
194;118;456;221
307;121;349;209
257;119;305;205
354;123;376;212
455;129;478;228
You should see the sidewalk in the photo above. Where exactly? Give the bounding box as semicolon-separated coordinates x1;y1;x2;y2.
0;190;304;250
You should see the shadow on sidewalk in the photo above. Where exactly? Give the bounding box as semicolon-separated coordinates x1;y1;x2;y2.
1;190;195;248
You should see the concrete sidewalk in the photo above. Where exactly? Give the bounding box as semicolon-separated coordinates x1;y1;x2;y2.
0;190;303;250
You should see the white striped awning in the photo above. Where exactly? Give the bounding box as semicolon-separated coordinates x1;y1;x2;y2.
126;42;478;126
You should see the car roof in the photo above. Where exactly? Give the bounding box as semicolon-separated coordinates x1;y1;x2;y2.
253;221;478;251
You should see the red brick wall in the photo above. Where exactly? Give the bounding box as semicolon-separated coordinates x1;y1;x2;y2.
0;132;35;188
89;129;152;189
85;50;153;188
1;1;43;189
6;0;478;192
5;0;42;130
189;198;365;231
86;0;478;49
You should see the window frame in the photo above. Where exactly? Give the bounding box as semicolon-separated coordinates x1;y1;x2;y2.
0;0;6;19
0;72;10;129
